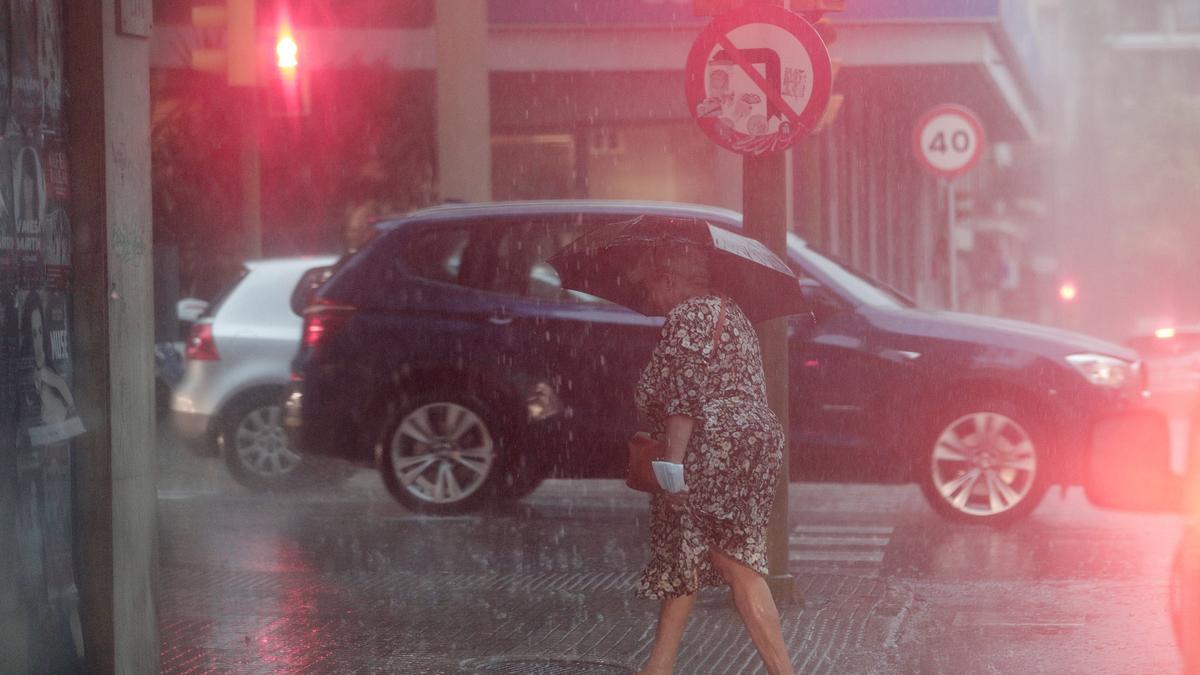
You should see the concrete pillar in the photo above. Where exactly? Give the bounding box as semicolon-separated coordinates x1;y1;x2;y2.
66;2;158;672
435;0;492;202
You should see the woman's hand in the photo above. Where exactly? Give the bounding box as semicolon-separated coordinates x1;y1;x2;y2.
665;489;689;511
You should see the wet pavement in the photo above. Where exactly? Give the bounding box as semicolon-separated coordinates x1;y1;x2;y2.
156;432;1185;674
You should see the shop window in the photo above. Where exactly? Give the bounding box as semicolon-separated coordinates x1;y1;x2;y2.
492;135;578;201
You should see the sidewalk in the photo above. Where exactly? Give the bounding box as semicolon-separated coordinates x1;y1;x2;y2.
156;468;913;674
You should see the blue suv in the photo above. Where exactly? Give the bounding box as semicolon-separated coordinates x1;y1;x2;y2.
286;200;1147;523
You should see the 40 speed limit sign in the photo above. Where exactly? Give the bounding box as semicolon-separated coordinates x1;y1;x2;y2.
913;104;986;179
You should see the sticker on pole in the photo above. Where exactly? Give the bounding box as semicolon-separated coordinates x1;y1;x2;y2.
685;4;832;156
913;105;987;178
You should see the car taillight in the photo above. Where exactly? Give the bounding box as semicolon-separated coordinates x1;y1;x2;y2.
301;304;354;350
186;323;219;361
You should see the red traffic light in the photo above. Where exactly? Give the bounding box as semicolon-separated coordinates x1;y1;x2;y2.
1059;281;1078;303
276;33;299;70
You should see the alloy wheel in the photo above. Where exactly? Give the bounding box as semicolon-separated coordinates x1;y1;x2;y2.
389;402;496;505
233;404;301;477
930;412;1037;518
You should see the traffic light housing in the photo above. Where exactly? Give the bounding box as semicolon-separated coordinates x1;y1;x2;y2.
696;1;846;20
797;1;844;134
694;0;740;16
190;0;256;86
267;25;311;117
792;0;846;22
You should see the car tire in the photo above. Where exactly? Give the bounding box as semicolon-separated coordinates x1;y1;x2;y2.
222;389;310;491
917;398;1049;526
495;451;551;502
379;393;531;514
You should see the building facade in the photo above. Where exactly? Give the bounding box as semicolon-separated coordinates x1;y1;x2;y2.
149;0;1052;318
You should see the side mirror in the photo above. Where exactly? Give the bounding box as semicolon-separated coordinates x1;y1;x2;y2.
799;281;842;321
176;298;209;324
1084;410;1185;512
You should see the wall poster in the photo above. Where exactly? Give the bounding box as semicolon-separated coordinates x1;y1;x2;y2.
2;0;83;667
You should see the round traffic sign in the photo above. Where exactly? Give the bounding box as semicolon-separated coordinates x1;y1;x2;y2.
913;105;986;178
685;4;832;156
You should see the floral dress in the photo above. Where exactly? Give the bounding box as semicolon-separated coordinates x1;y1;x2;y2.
634;294;785;599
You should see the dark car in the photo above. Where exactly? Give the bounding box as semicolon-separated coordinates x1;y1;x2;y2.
287;200;1147;524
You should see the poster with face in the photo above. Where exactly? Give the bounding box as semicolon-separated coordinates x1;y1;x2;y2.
10;0;41;132
15;290;80;446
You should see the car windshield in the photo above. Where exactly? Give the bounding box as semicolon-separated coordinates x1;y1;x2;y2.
786;235;914;309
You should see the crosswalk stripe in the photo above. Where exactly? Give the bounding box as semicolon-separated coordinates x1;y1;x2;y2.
789;550;885;563
787;523;892;574
789;535;890;547
791;524;894;535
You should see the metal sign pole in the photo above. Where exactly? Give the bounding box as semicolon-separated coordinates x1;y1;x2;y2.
744;148;794;605
689;0;834;606
947;179;958;311
741;0;793;607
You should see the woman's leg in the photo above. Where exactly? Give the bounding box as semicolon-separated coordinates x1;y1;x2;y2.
709;548;794;675
639;591;697;675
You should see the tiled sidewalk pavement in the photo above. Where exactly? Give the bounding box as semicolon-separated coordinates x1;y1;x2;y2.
159;564;910;674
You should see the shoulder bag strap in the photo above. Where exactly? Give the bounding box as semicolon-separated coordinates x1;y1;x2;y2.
710;297;727;359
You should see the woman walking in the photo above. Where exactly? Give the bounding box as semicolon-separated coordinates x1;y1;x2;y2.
633;244;792;675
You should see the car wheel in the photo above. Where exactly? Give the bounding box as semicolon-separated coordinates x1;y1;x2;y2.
223;391;306;491
496;451;552;501
918;400;1048;526
380;395;507;514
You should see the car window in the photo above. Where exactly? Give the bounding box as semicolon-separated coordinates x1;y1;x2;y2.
786;235;914;310
395;225;470;286
203;266;249;318
527;260;610;304
396;218;612;305
519;220;612;305
289;265;335;315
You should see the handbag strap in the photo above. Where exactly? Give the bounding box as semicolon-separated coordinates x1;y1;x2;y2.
710;297;727;358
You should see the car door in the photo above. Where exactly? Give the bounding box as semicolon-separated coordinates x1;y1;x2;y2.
366;219;528;404
489;215;662;477
787;280;917;481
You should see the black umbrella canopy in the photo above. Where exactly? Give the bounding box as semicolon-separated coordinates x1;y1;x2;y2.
547;216;805;323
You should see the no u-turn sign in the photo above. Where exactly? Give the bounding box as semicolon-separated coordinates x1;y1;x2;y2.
685;4;832;156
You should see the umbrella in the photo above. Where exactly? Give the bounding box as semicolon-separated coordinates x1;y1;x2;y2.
546;216;805;323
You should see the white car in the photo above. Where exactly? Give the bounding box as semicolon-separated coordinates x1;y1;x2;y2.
172;256;338;489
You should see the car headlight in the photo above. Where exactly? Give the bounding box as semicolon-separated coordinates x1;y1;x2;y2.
1066;353;1132;388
